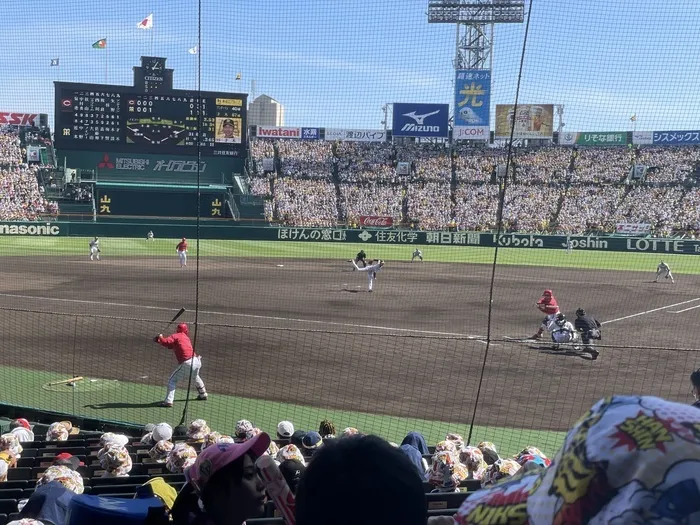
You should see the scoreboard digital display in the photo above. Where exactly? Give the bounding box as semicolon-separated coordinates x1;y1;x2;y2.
54;82;246;157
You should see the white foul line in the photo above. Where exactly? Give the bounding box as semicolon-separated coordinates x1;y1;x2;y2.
670;303;700;314
0;292;484;340
602;297;700;325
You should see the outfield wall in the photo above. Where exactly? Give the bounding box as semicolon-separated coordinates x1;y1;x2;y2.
2;222;700;254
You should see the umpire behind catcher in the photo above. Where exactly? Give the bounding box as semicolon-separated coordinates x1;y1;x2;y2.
574;308;602;360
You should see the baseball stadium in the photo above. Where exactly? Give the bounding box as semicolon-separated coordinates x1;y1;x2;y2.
0;1;699;523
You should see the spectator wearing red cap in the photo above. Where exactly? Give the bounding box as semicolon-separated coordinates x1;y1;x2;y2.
171;431;270;525
9;419;33;443
53;453;84;471
154;323;207;408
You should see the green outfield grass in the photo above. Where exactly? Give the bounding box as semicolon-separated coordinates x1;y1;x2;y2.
0;236;698;274
0;365;566;457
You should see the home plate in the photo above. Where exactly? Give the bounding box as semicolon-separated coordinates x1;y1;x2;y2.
276;265;284;267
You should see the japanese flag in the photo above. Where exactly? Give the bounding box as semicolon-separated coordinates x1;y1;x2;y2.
138;13;153;29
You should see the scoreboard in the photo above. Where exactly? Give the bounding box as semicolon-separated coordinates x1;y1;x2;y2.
54;82;246;157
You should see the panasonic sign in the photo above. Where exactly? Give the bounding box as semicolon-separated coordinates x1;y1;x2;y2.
0;224;60;236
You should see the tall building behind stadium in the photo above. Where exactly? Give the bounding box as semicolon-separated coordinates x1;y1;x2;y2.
248;95;285;127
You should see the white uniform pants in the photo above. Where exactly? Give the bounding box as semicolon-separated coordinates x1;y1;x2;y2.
178;250;187;267
166;356;206;403
551;330;575;344
90;247;100;260
367;273;374;291
655;269;674;282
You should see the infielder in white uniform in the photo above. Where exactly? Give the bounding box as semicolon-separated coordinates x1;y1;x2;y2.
655;261;675;283
352;259;385;292
411;249;423;262
566;239;573;255
147;230;155;241
89;237;100;261
547;313;580;350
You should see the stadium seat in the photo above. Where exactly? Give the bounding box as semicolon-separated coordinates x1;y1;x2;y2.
247;519;284;525
40;439;87;449
0;513;7;525
0;482;27;491
426;492;469;510
428;509;460;517
38;447;86;458
140;464;168;476
157;473;185;484
90;484;142;496
5;514;18;524
7;469;31;481
19;450;37;458
16;458;35;468
0;491;22;501
92;475;150;487
461;479;481;491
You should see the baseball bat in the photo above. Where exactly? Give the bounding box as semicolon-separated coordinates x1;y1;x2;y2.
48;376;84;386
165;307;186;329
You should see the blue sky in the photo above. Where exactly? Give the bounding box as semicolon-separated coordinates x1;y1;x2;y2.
2;0;700;132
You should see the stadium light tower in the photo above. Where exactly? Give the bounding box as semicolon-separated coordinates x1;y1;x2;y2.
428;0;525;70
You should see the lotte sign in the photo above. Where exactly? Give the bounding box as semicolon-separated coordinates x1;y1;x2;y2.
359;216;393;228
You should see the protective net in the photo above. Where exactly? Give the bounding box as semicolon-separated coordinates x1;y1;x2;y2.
0;0;698;463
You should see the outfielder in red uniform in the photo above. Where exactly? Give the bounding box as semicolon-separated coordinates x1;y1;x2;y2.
531;289;560;339
154;323;207;407
176;238;187;268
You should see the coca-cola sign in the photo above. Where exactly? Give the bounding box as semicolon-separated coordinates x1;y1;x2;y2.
359;216;393;228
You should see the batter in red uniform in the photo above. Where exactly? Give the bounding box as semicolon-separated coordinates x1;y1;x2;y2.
531;289;560;339
176;238;187;268
153;323;207;407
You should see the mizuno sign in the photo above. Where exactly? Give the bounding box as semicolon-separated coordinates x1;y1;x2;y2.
392;103;449;138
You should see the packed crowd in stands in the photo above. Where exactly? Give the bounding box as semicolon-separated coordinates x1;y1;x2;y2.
1;388;699;524
0;128;58;221
248;138;700;235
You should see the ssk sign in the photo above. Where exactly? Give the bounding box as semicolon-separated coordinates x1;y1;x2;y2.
392;103;449;138
257;126;301;138
0;112;42;126
359;216;393;228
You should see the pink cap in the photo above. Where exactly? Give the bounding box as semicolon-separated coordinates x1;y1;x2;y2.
186;431;270;494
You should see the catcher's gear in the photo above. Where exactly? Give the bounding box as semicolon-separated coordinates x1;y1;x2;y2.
555;313;567;326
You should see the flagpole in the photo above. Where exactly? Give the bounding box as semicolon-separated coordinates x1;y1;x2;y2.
150;27;154;56
105;46;108;83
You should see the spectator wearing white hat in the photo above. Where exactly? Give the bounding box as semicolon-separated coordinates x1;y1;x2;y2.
277;420;294;440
